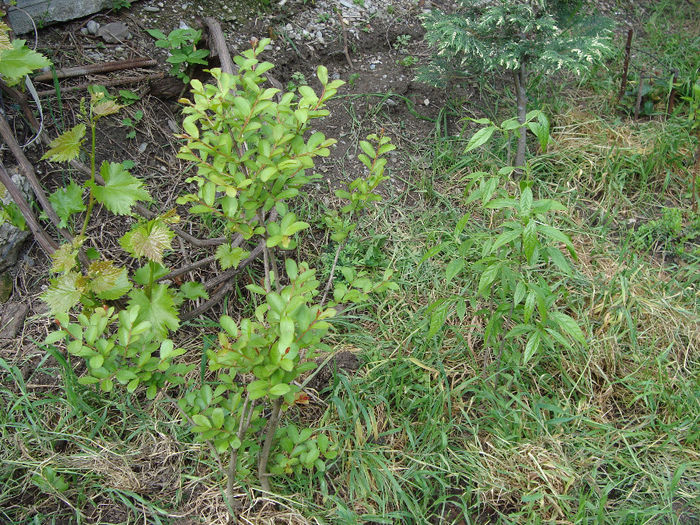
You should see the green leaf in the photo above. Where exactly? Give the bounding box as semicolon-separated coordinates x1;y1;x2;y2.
211;408;225;429
445;259;465;285
179;282;209;300
538;224;576;258
464;126;496;153
549;312;586;345
477;262;500;297
42;124;86;163
41;272;83;314
522;220;538;264
48;181;86;228
0;40;50;86
120;217;175;263
278;317;295;350
523;331;541;364
269;383;291;396
215;244;249;270
49;242;81;274
92;162;152;215
520;187;533;217
87;260;132;300
491;227;522;253
128;284;180;338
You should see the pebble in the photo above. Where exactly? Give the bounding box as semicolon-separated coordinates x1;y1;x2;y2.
144;6;160;12
86;20;100;35
97;22;131;43
423;98;430;106
157;1;164;7
138;143;148;154
369;64;376;70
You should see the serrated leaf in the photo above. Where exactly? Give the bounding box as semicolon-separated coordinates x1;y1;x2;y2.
41;272;83;314
523;331;541;364
464;126;496;153
92;99;122;117
215;244;249;270
445;259;465;285
48;181;86;228
477;263;500;296
549;312;586;345
120;218;174;263
87;260;132;300
92;162;151;215
0;40;51;86
522;220;538;264
42;124;86;163
179;281;209;300
128;284;180;338
50;242;81;273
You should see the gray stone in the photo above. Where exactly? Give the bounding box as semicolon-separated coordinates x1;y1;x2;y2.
144;6;161;12
0;166;31;272
7;0;113;35
86;20;100;35
97;22;131;43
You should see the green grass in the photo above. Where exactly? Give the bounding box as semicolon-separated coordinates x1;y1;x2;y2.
1;2;699;523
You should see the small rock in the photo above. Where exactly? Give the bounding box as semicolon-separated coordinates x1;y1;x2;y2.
423;98;430;106
157;1;164;6
386;98;398;106
97;22;131;44
369;64;376;70
138;142;148;154
143;6;160;12
80;27;89;35
331;72;340;80
115;46;124;52
0;302;29;339
86;20;100;35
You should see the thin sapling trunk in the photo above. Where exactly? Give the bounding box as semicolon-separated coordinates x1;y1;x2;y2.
514;61;528;171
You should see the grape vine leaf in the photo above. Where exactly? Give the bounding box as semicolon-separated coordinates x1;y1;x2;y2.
87;260;132;300
48;181;86;228
0;40;51;86
50;241;82;274
41;272;83;314
42;124;86;163
90;162;152;215
120;217;174;263
128;284;180;338
179;282;209;300
215;244;250;270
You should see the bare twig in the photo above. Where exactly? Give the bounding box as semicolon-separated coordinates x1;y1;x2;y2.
33;58;157;82
227;392;255;518
336;10;353;69
320;241;344;306
616;29;634;106
0;161;57;255
0;113;71;241
180;241;266;322
164;394;224;472
36;72;166;98
257;397;283;492
634;73;645;120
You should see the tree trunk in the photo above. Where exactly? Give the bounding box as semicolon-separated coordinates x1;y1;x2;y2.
513;62;528;171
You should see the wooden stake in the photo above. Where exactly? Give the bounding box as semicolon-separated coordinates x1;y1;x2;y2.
616;28;633;106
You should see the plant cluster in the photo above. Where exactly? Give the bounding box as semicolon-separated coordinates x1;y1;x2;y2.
38;38;396;504
146;27;210;83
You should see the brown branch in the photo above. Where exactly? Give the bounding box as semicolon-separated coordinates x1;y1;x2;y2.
36;72;166;98
336;10;353;69
0;161;57;255
180;241;265;322
616;29;634;106
0;113;71;241
634;73;645;120
257;397;283;492
33;58;158;83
